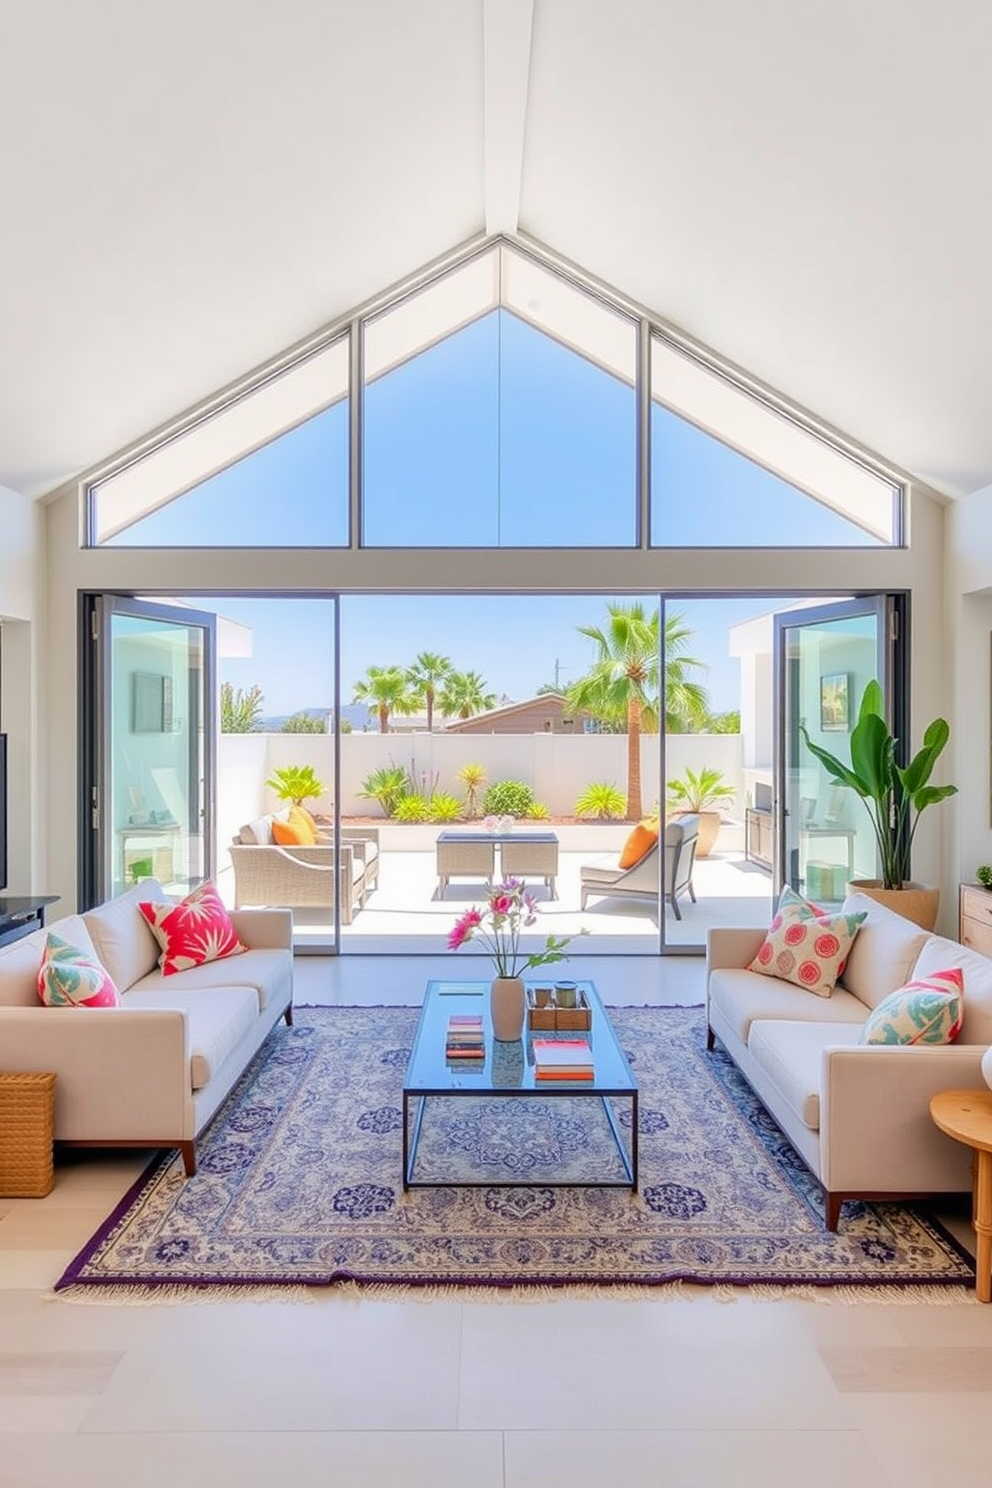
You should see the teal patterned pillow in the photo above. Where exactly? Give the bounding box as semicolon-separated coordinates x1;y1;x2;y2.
858;968;964;1045
37;933;121;1009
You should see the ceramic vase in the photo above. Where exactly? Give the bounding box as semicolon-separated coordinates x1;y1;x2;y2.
490;975;525;1041
982;1045;992;1092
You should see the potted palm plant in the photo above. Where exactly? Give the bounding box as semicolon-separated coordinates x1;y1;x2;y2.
799;679;956;930
666;766;736;857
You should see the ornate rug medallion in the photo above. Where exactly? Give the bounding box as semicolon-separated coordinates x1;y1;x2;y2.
56;1007;975;1292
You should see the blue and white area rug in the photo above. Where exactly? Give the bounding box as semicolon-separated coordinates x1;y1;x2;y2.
56;1006;974;1294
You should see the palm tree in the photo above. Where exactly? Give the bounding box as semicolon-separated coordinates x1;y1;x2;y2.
353;665;414;734
405;651;452;732
565;603;708;819
438;669;497;721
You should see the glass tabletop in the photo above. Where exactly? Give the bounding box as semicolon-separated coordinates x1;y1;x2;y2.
404;979;638;1096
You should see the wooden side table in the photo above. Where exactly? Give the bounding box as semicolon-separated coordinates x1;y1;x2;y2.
929;1089;992;1302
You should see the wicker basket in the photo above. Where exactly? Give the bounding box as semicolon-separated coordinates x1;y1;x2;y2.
0;1072;56;1197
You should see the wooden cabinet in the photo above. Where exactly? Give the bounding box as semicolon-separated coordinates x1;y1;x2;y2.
745;808;773;871
959;884;992;957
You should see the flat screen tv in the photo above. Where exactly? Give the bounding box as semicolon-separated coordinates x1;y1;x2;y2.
0;732;6;891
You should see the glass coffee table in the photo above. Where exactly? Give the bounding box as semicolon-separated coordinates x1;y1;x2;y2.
402;979;638;1191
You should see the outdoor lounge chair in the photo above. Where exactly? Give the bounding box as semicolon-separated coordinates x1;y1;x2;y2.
579;814;700;920
229;812;379;924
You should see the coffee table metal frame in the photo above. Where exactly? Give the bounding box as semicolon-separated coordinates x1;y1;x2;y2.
402;978;638;1192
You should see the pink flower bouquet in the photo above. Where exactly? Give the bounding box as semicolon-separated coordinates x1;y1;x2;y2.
447;877;572;979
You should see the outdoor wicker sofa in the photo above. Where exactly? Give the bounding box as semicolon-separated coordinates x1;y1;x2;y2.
230;810;379;923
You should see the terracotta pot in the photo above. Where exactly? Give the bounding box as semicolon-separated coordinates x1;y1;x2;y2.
669;809;721;857
490;976;525;1041
845;879;940;931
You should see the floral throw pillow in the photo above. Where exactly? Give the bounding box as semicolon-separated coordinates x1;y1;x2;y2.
858;968;964;1045
37;932;121;1008
138;881;246;977
748;885;867;998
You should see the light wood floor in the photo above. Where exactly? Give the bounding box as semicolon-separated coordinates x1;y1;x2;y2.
2;956;990;1488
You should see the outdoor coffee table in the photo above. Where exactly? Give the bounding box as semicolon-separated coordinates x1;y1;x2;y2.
402;978;638;1191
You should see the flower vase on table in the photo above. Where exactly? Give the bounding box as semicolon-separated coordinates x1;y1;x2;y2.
490;976;525;1041
447;877;575;1044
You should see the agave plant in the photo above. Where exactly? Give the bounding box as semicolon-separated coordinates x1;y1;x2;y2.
358;765;410;817
265;764;326;806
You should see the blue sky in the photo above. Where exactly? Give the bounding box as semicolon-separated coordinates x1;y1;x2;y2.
113;304;874;716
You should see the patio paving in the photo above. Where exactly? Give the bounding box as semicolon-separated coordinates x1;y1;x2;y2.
216;846;776;953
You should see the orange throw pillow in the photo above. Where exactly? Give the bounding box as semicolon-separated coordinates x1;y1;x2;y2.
289;805;317;844
272;815;308;846
618;816;660;869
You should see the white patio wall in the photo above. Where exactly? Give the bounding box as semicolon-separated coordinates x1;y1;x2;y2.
220;728;744;834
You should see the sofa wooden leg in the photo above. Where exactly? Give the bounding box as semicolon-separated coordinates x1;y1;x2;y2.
705;1025;715;1052
824;1190;843;1231
179;1141;197;1177
284;1004;294;1026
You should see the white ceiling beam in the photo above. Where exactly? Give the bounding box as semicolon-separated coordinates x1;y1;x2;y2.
484;0;534;234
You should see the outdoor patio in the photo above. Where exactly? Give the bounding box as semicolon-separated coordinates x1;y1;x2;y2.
215;830;777;953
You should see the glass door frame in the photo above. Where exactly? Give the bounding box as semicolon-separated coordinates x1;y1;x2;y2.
80;593;218;909
772;594;907;900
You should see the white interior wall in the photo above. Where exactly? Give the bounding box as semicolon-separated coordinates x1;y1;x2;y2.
42;478;950;922
946;484;992;894
0;484;45;894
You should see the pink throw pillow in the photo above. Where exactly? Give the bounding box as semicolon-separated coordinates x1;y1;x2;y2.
37;933;121;1008
138;880;246;977
748;885;867;998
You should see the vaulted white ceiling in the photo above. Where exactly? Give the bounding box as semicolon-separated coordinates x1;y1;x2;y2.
2;0;990;502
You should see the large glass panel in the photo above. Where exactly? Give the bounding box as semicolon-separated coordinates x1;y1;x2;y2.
778;602;887;905
362;246;637;547
650;335;900;547
105;605;213;900
90;338;349;547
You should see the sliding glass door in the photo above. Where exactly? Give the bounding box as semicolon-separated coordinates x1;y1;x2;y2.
84;597;216;904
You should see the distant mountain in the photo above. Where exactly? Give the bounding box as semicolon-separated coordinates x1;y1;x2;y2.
257;704;372;732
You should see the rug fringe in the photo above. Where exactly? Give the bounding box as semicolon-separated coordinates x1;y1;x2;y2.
46;1279;978;1308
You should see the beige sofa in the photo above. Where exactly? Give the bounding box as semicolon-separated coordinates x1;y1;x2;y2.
229;810;379;923
0;881;293;1176
706;891;992;1229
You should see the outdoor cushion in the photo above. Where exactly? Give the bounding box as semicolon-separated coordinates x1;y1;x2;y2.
709;967;868;1044
618;817;660;869
748;1020;863;1131
858;969;964;1046
122;985;258;1090
272;815;310;846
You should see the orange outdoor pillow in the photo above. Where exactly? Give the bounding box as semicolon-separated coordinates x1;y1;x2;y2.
618;816;660;869
272;816;309;847
289;805;317;844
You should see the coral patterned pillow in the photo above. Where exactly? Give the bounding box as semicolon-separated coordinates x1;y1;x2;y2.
138;881;246;977
858;969;964;1045
37;933;121;1008
748;886;867;998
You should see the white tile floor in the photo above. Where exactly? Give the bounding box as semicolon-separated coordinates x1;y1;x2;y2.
2;955;991;1488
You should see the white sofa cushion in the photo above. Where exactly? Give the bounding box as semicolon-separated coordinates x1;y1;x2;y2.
0;915;100;1007
912;935;992;1045
83;881;162;992
123;985;258;1091
748;1020;863;1131
129;948;292;1013
709;968;868;1044
837;892;931;1010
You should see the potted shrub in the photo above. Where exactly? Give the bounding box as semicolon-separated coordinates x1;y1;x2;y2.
666;766;736;857
265;765;326;807
799;679;956;930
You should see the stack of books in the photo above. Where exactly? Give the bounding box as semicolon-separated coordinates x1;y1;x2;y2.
533;1037;594;1081
445;1014;485;1060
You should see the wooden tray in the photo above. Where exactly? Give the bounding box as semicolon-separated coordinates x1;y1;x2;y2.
526;985;592;1032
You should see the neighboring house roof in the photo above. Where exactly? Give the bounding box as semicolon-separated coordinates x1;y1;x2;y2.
443;693;592;733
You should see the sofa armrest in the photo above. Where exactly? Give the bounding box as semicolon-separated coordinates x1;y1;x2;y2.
228;908;294;951
0;1006;191;1141
706;926;767;972
820;1042;988;1193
